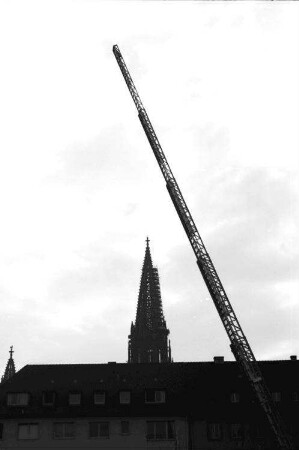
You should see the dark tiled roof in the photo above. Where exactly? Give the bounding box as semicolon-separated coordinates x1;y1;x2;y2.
0;360;298;420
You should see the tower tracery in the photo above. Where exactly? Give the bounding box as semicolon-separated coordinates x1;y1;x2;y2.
128;239;171;363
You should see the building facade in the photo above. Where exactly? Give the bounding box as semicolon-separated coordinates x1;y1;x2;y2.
1;243;298;449
0;358;298;449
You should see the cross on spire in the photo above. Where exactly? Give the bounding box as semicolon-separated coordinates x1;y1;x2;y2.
9;346;14;359
146;236;150;247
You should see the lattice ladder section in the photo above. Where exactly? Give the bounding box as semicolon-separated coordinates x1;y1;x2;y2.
112;44;293;450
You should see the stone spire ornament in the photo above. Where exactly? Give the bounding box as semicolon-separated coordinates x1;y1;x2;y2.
128;239;171;363
1;346;16;383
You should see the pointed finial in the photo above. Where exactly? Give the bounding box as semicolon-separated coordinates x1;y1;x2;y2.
1;346;16;383
146;236;150;247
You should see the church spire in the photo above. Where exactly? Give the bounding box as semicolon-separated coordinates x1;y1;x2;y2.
1;346;16;384
128;239;171;363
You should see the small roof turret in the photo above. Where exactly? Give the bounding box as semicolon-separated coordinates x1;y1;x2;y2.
1;346;16;384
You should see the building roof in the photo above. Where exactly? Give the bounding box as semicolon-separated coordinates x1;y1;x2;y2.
0;360;298;420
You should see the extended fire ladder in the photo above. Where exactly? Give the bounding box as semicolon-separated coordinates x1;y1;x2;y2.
112;44;293;450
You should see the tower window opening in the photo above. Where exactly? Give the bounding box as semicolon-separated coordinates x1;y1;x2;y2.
148;349;153;363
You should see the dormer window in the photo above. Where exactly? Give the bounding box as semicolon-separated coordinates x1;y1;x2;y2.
68;392;81;406
272;392;281;402
230;392;240;403
94;391;105;405
42;391;55;406
145;389;166;403
7;392;29;406
158;350;162;363
119;391;131;404
148;349;153;363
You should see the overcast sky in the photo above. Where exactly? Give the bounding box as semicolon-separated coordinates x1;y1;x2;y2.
0;1;298;373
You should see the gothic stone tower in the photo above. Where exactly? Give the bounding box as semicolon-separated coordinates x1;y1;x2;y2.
128;239;172;363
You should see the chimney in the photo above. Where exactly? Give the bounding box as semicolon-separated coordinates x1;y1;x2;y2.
290;355;297;361
214;356;224;364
